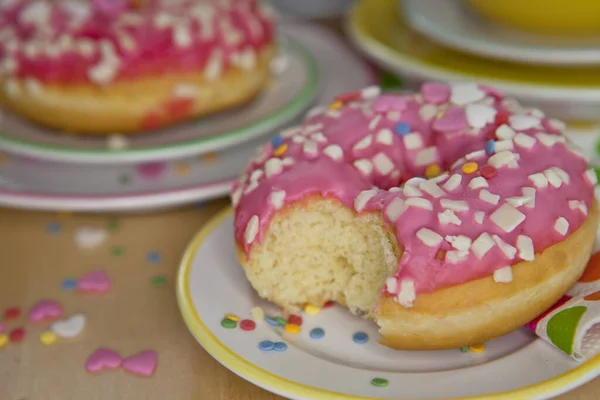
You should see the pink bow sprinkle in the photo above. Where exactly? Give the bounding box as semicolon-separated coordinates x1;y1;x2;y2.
372;95;407;113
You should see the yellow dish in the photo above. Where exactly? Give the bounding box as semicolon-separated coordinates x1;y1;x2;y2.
466;0;600;36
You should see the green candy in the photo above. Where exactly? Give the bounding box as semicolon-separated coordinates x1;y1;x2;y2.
221;318;237;329
379;71;403;90
371;378;389;388
547;306;587;355
107;219;120;232
119;174;131;185
151;275;167;287
459;346;469;353
275;317;287;327
111;246;125;256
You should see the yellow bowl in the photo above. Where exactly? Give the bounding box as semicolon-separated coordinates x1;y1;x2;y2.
466;0;600;36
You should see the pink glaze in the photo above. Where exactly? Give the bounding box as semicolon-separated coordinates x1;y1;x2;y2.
232;83;597;306
0;0;274;85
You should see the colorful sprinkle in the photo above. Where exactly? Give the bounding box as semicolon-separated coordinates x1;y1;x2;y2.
151;275;167;288
274;144;288;157
4;307;20;320
329;100;343;111
221;318;237;329
275;317;287;327
9;327;25;342
323;301;335;308
394;122;411;136
61;278;77;291
225;314;240;322
77;270;111;293
176;163;190;176
435;249;446;261
284;323;301;335
107;218;120;232
480;164;497;179
425;164;441;178
287;315;303;325
46;222;62;235
468;343;486;353
371;378;389;387
460;346;469;353
146;251;161;264
353;332;369;344
304;304;321;316
271;135;284;148
111;246;125;256
40;331;58;346
240;319;256;331
258;340;275;352
310;328;325;339
495;111;510;125
273;342;288;352
202;152;218;163
485;140;495;155
461;162;478;174
0;334;7;348
265;316;279;327
336;91;361;103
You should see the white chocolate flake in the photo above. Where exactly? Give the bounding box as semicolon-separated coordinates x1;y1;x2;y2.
569;200;588;216
465;103;496;128
373;153;395;175
303;140;318;157
361;85;381;99
506;196;532;207
445;235;472;251
264;158;283;177
231;187;242;207
494;140;514;152
543;169;562;188
403;133;423;150
353;136;372;152
474;211;485;224
517;235;535;261
584;169;598;186
416;228;443;247
323;145;343;161
443;174;462;191
490;204;526;233
521;187;536;208
528;173;548;189
450;83;485;105
440;199;469;212
496;124;516;139
479;189;500;205
488;151;518;169
492;235;517;259
469;177;488;189
386;277;397;294
415;147;437;166
419;181;445;198
446;250;469;264
403;185;423;197
354;159;373;176
354;189;377;212
270;190;286;210
405;197;433;210
551;167;570;184
536;133;565;148
386;198;406;222
509;115;541;131
396;279;416;308
438;209;461;225
465;150;486;160
376;128;394;145
244;216;259;244
554;217;569;235
494;267;513;283
514;133;536;150
419;104;438;120
472;233;495;259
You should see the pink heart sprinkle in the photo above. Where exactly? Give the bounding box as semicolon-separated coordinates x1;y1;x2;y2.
372;95;407;113
28;299;63;323
85;348;123;373
123;350;158;377
432;107;468;132
136;162;166;180
77;270;111;293
421;82;450;104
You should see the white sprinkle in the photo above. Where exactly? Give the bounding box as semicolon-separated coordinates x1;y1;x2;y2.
419;104;438;120
551;167;570;184
527;107;545;118
554;217;569;235
354;189;378;212
584;169;598;186
440;199;469;212
443;174;462;191
354;159;373;176
373;153;395;175
469;177;488;189
543;169;562;188
450;83;485;105
509;115;541;131
451;157;466;170
361;85;381;99
205;49;223;80
270;52;290;76
416;228;443;247
446;250;469;264
282;157;295;167
445;235;472;251
569;200;588;216
389;187;403;193
529;173;548;189
465;150;486;160
270;190;286;210
369;115;382;130
303;140;318;157
353;136;372;152
488;151;518;169
172;83;198;99
479;189;500;205
264;158;283;177
494;140;514;152
107;134;128;151
376;128;394;145
472;233;495;259
496;124;516;139
415;147;437;166
438;209;462;225
419;181;445;198
521;187;536;208
517;235;535;261
387;110;402;121
405;197;433;210
492;235;517;259
244;180;258;194
305;106;326;119
280;126;302;138
474;211;485;224
396;279;416;308
231;187;242;207
465;103;497;128
536;133;565;148
88;59;119;85
549;118;566;132
323;145;343;161
514;133;536;150
244;216;259;244
403;184;423;197
490;204;526;233
250;169;263;183
431;173;449;184
386;277;397;294
23;78;41;95
74;227;107;249
174;23;192;47
310;132;327;143
494;267;513;283
386;198;406;222
403;133;423;150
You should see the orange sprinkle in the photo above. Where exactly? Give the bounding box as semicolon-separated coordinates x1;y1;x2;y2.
0;152;11;165
579;252;600;283
435;250;446;261
425;164;441;178
469;343;485;353
461;162;478;174
176;163;190;176
329;101;343;111
202;152;218;164
584;291;600;301
274;144;288;156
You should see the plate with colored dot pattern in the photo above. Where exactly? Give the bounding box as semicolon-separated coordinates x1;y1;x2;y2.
177;207;600;400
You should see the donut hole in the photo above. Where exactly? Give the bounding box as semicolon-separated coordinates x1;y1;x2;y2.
240;196;400;316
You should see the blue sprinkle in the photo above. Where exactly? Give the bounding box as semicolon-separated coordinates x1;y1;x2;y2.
394;122;411;136
485;140;495;155
61;278;77;291
353;332;369;344
271;135;284;148
46;222;62;235
147;251;161;264
259;340;275;352
273;342;288;352
265;316;280;327
310;328;325;340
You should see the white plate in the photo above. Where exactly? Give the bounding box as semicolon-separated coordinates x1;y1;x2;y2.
402;0;600;67
0;23;376;212
177;209;600;400
0;31;319;165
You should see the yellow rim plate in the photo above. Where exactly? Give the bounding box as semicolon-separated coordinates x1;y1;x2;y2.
177;207;600;400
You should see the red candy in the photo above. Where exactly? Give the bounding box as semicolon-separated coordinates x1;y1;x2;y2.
494;111;510;125
9;327;25;342
323;301;335;309
287;315;303;325
240;319;256;332
165;98;194;121
481;164;498;179
4;307;21;320
141;111;162;130
335;91;361;104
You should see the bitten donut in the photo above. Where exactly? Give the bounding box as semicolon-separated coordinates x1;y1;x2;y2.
0;0;274;134
231;82;600;350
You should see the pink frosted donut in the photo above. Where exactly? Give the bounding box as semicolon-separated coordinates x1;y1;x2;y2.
0;0;275;134
232;82;600;350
